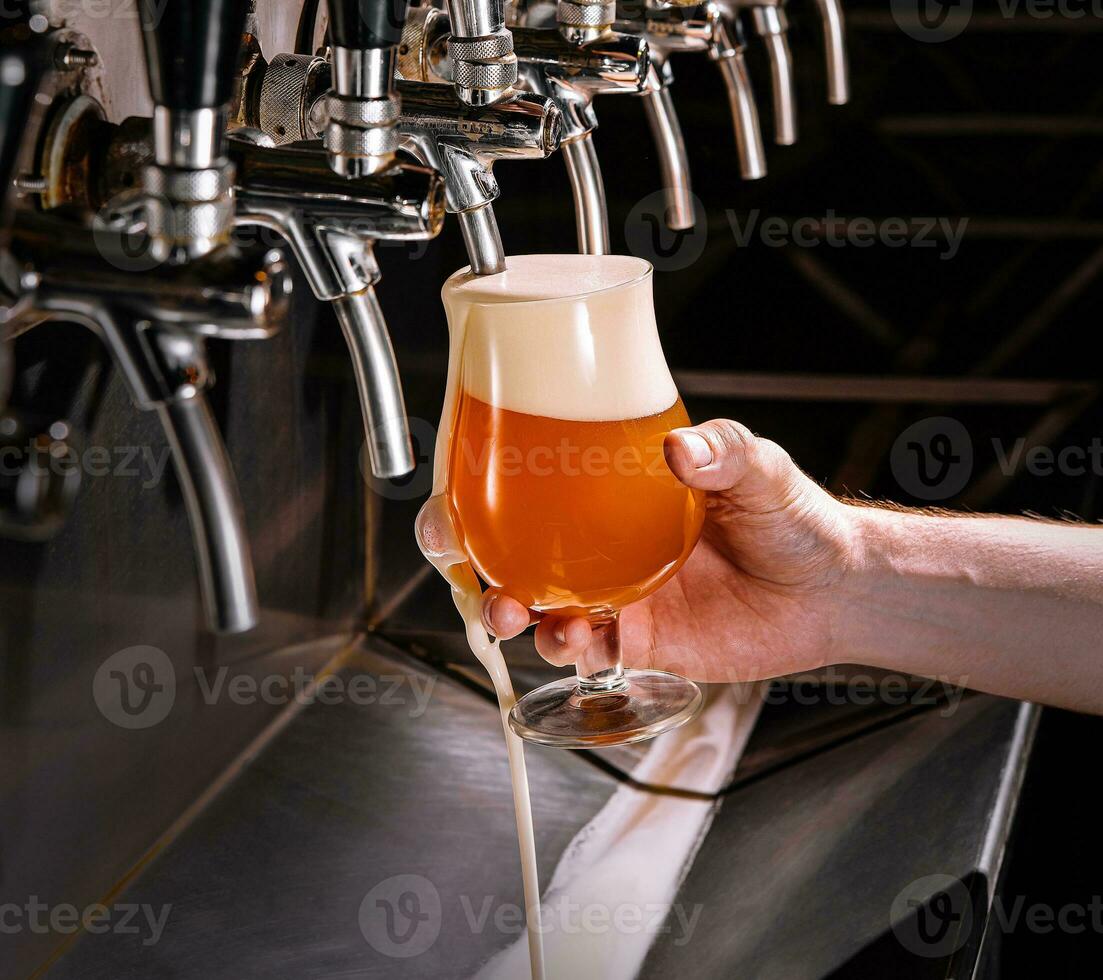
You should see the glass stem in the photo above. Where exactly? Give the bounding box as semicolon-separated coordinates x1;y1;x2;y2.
575;613;629;695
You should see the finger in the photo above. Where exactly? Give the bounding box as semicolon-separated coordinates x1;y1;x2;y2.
665;420;794;495
534;616;593;667
482;590;537;639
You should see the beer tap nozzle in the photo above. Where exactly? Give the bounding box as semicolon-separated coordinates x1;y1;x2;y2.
707;12;767;176
811;0;849;105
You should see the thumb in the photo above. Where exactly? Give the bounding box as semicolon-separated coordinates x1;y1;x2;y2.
664;419;792;496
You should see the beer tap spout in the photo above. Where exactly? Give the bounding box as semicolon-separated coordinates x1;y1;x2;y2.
562;134;609;255
641;64;695;232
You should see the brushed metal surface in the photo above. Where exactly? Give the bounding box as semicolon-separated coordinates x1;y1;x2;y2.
46;639;620;979
640;697;1036;978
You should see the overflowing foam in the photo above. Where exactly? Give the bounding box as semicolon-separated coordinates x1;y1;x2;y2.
442;254;678;422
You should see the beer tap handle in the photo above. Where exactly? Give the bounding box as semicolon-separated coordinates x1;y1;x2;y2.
749;5;796;145
445;0;519;106
641;64;694;232
811;0;849;105
562;133;609;254
321;0;409;176
709;13;766;179
137;0;251;258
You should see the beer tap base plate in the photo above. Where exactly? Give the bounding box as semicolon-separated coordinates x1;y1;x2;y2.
508;668;702;748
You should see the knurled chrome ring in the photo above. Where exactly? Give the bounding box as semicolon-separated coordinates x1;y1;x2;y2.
324;92;401;125
259;53;327;144
141;164;232;203
556;0;617;27
450;56;518;90
323;120;399;156
447;31;514;62
145;198;233;244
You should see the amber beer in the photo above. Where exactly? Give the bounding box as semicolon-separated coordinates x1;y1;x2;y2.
440;254;705;622
448;392;705;619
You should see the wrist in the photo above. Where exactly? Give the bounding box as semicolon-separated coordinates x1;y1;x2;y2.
828;502;929;672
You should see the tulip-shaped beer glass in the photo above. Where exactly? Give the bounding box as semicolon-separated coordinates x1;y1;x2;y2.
443;254;705;747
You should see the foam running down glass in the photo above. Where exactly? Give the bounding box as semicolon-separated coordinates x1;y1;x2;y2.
443;254;705;748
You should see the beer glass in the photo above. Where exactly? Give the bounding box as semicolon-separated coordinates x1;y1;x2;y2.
442;254;705;747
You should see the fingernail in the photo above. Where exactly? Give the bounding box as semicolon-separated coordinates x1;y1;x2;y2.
483;594;497;630
554;623;567;645
680;431;713;468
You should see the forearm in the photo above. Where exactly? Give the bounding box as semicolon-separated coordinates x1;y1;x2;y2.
835;505;1103;712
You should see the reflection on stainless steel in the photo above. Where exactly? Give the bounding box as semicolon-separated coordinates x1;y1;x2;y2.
618;2;767;189
562;134;610;253
709;14;767;179
642;699;1037;978
46;639;620;978
812;0;849;105
446;0;520;106
223;134;445;477
641;74;695;231
321;0;407;178
396;78;562;271
156;396;258;634
3;212;290;632
753;6;797;144
332;289;416;478
399;6;646;253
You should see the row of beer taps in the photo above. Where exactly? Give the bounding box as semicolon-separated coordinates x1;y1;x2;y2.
0;0;848;635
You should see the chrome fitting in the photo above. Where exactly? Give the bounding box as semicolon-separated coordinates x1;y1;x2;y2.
323;46;401;177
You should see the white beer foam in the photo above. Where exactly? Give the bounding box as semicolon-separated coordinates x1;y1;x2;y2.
443;254;679;422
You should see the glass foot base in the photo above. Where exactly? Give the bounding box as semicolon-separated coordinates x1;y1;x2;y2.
507;669;703;748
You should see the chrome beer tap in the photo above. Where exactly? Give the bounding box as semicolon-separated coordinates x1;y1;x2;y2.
723;0;796;145
0;1;293;633
225;133;442;479
94;104;445;481
616;1;767;181
397;4;647;254
395;80;563;272
249;0;561;275
811;0;848;106
506;0;697;231
1;211;290;632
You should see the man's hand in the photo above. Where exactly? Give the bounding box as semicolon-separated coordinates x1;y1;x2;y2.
481;419;857;683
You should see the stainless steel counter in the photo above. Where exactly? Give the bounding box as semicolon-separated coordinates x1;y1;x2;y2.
44;627;1036;979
